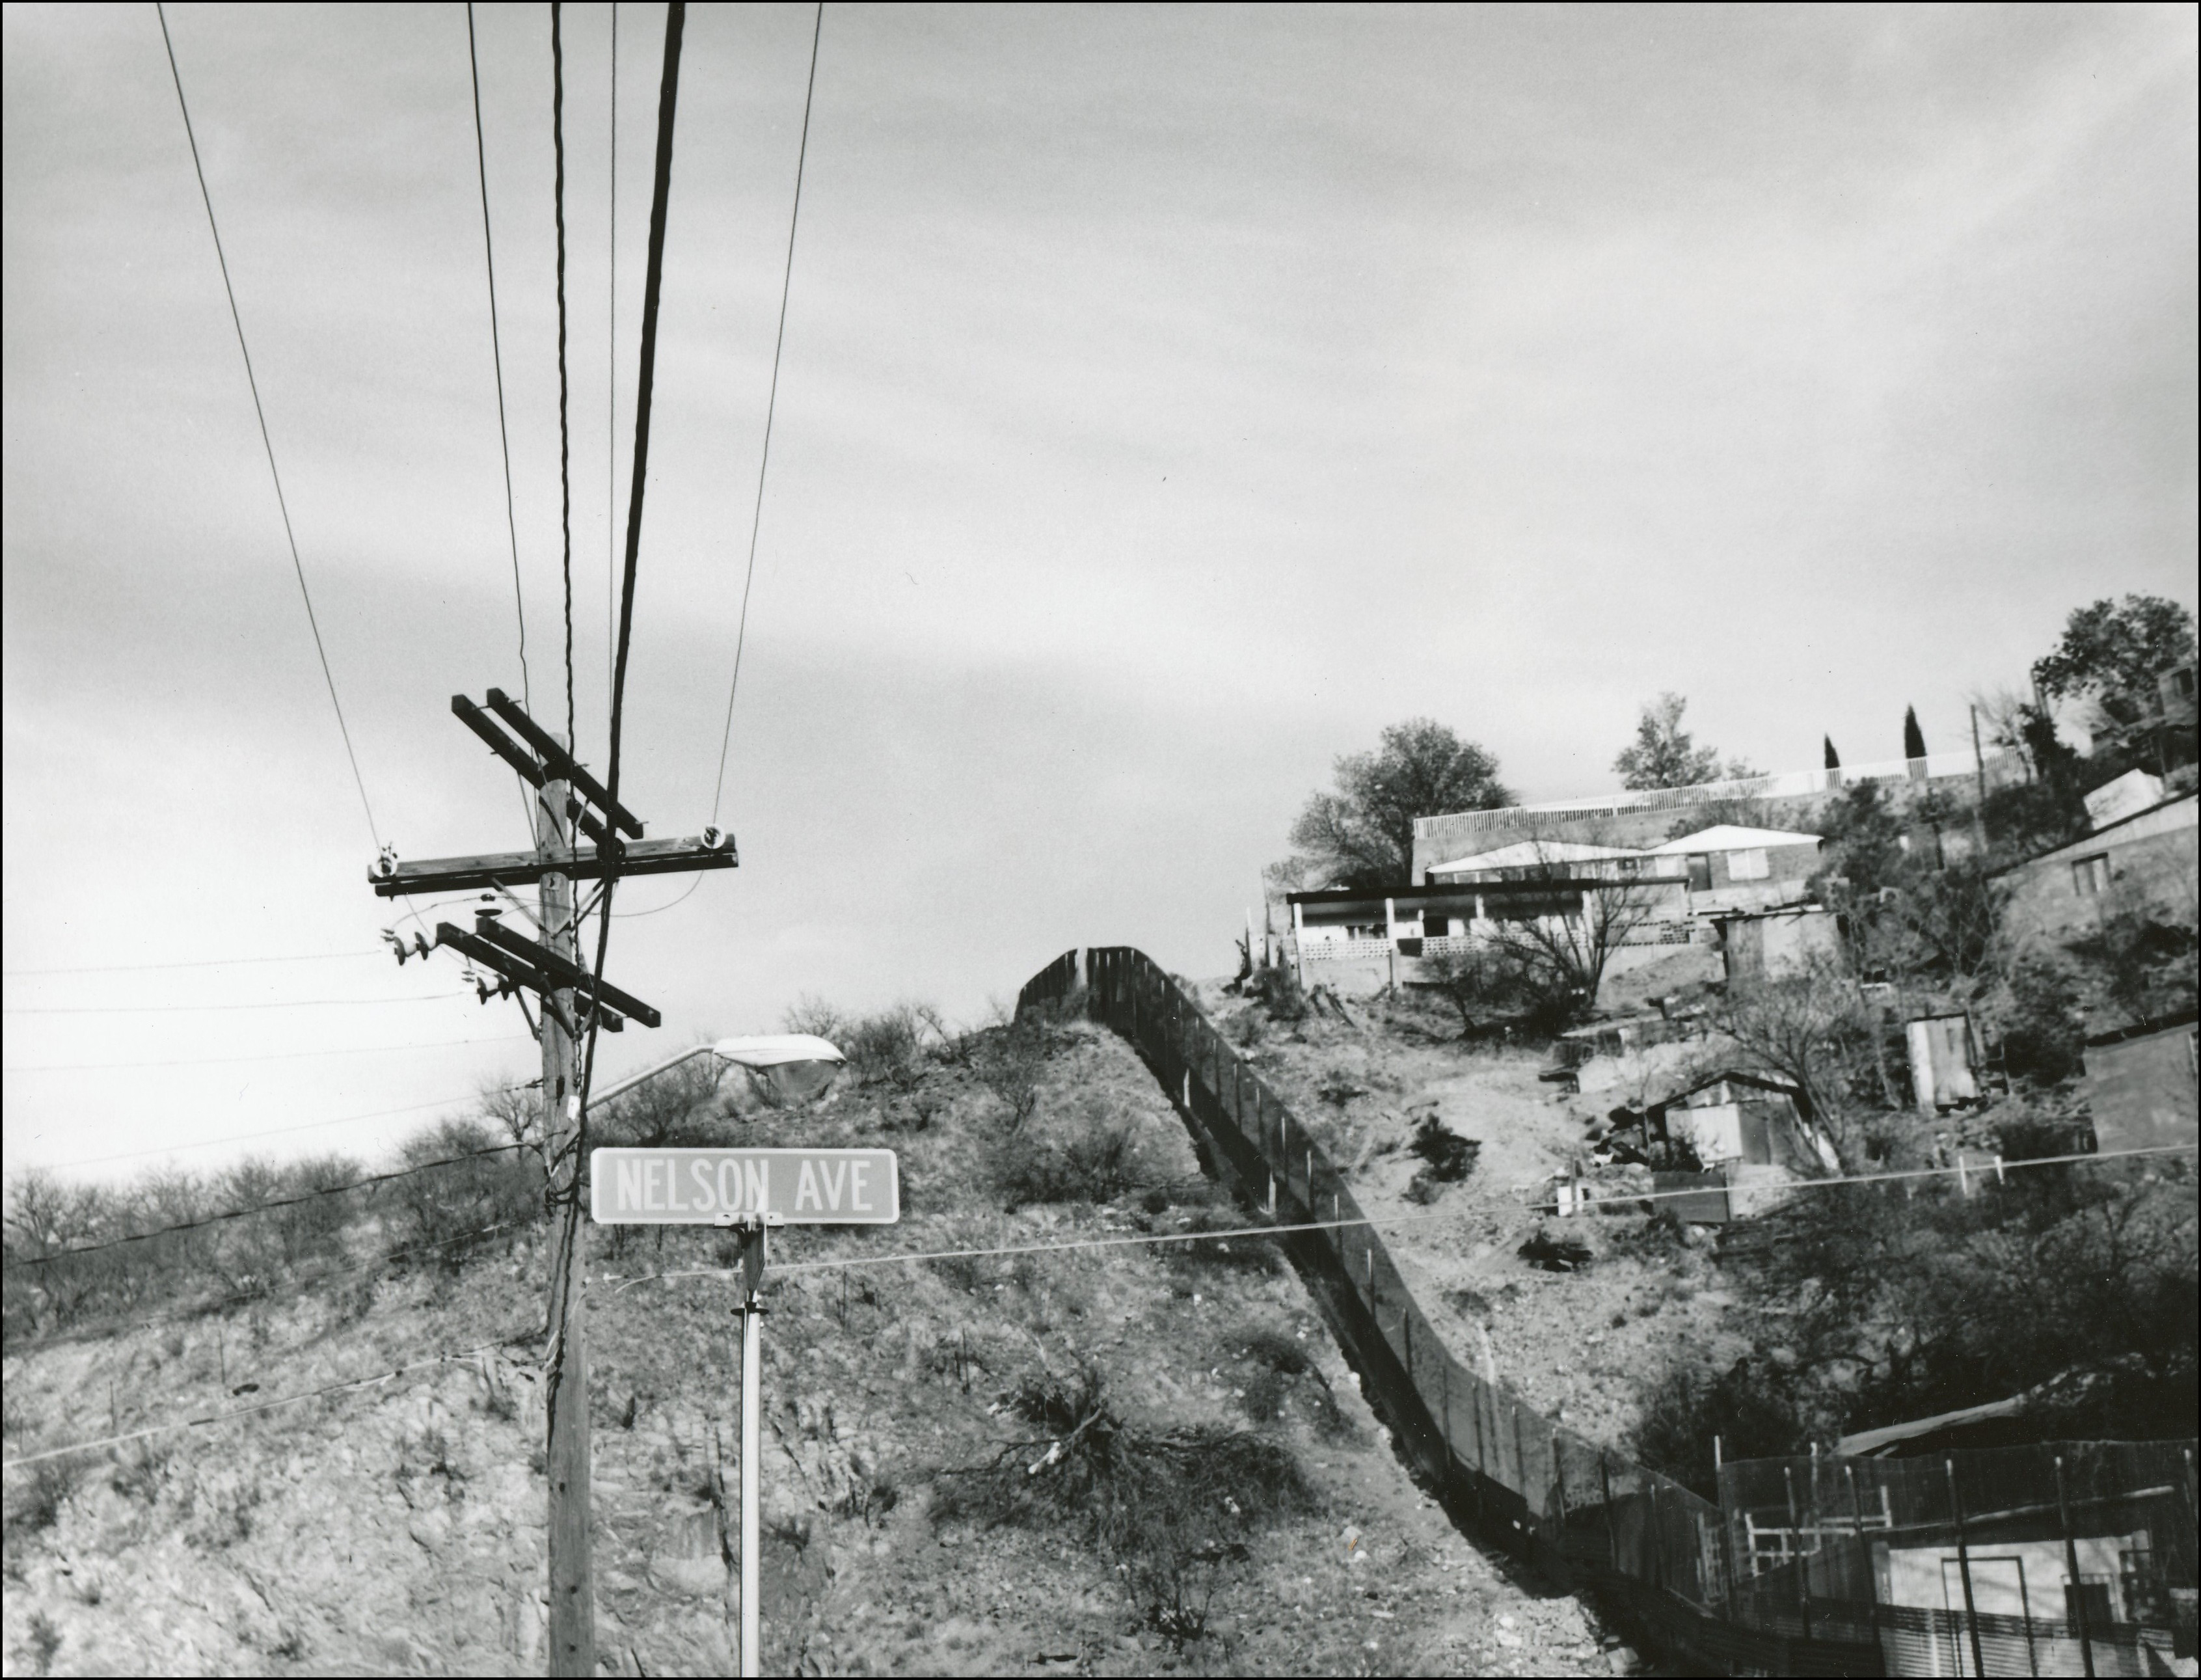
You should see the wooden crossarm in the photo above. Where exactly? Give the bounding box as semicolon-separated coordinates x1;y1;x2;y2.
471;915;663;1027
370;834;736;897
433;923;631;1033
486;688;645;838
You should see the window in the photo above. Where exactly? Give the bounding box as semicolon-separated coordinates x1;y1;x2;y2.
2072;854;2111;897
1728;848;1770;881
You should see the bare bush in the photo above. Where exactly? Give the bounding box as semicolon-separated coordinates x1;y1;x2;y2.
973;1018;1049;1133
1717;957;1887;1164
841;1006;927;1091
932;1362;1313;1640
998;1107;1149;1208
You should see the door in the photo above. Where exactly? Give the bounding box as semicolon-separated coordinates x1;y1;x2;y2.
1686;854;1713;893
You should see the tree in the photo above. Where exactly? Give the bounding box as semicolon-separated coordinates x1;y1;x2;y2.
1491;876;1662;1025
1612;694;1754;791
1823;735;1840;771
1902;706;1926;763
2032;595;2197;711
1717;958;1884;1164
1276;720;1509;889
1422;943;1536;1038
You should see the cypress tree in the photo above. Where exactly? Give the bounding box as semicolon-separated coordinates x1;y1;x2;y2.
1903;706;1927;761
1823;735;1841;770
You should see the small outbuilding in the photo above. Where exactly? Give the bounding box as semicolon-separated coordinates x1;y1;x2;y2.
2081;1010;2199;1155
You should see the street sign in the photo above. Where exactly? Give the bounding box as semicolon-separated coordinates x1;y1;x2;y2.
589;1147;900;1225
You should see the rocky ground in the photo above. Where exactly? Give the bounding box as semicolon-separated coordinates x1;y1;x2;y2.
3;1018;1642;1677
1197;979;1749;1449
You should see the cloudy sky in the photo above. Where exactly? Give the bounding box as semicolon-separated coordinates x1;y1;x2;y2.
5;2;2195;1177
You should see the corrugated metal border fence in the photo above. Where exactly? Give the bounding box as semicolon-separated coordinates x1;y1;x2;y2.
1018;947;2200;1678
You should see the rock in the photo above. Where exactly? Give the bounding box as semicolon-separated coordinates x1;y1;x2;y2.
1606;1645;1640;1673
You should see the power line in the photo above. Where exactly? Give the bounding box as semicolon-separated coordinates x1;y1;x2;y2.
15;1219;532;1369
1;1338;520;1469
557;7;686;1501
32;1091;519;1169
466;2;533;714
552;1;576;748
576;2;686;1129
608;1141;2201;1294
155;5;381;850
610;874;704;917
607;1;619;725
10;1140;533;1264
4;1033;532;1073
4;994;471;1016
709;1;824;828
3;951;384;977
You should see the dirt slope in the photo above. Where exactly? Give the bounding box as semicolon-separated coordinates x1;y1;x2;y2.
1197;981;1746;1449
4;1020;1636;1677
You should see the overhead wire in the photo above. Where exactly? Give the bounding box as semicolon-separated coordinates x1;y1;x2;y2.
556;0;686;1431
552;1;576;748
1;1337;523;1470
10;1139;537;1264
610;874;705;917
3;951;385;977
709;1;825;828
466;2;533;714
4;1034;532;1074
608;1141;2201;1295
33;1090;525;1169
5;994;472;1015
607;2;619;722
155;5;381;851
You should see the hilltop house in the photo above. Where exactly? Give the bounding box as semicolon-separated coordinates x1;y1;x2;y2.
1645;824;1823;910
1992;790;2197;945
1284;824;1824;992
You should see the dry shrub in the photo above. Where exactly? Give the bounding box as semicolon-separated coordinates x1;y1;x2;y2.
1164;1208;1284;1277
933;1364;1313;1641
997;1098;1150;1208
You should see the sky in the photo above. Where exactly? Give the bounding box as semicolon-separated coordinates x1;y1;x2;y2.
4;2;2196;1180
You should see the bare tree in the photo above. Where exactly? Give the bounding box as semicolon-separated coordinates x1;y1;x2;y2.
1420;943;1535;1038
1716;956;1884;1163
1483;847;1666;1020
478;1077;539;1149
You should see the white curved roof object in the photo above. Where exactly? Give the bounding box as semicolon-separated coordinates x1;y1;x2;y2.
1650;825;1822;854
712;1033;846;1068
1429;839;1645;874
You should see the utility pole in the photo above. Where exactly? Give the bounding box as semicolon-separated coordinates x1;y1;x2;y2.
535;744;591;1679
371;692;735;1677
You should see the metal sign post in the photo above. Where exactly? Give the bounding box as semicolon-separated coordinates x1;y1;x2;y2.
723;1212;773;1679
592;1147;897;1675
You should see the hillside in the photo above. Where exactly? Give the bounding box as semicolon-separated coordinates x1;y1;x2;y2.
3;1015;1636;1677
1191;981;1746;1450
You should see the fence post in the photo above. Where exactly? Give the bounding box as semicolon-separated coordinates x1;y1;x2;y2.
1600;1454;1619;1572
1511;1400;1527;1508
1845;1463;1882;1646
1439;1355;1451;1474
1947;1458;1988;1680
1550;1428;1569;1564
1784;1464;1813;1641
2053;1455;2097;1679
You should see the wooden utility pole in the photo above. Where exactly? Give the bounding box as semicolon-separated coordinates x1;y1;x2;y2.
371;693;735;1677
535;746;591;1679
